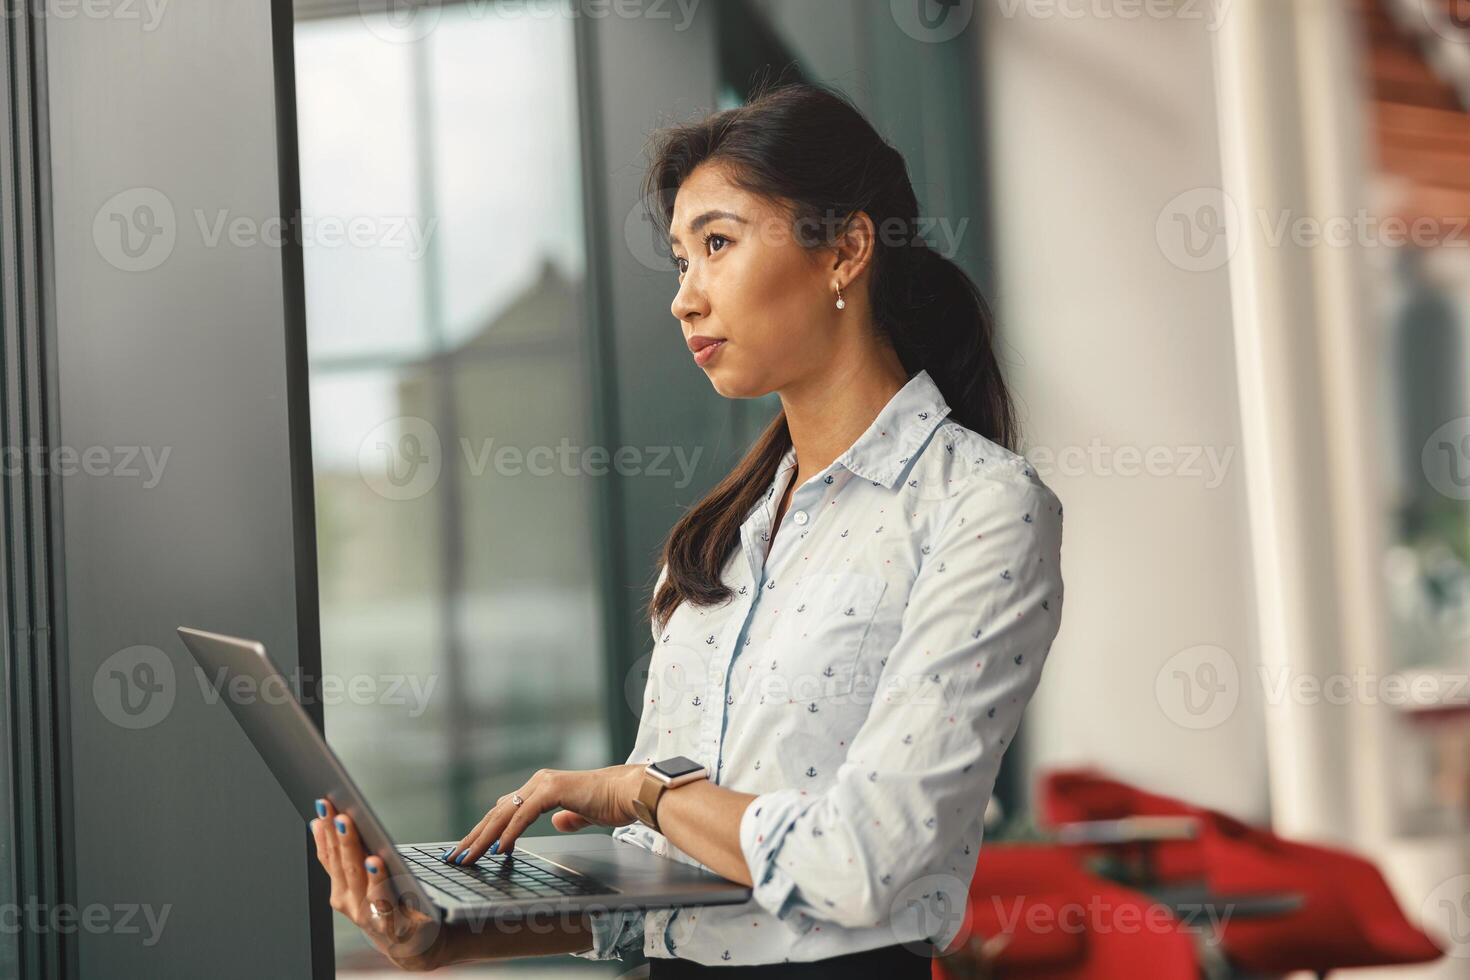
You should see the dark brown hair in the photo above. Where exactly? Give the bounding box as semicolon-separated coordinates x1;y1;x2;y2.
644;80;1015;632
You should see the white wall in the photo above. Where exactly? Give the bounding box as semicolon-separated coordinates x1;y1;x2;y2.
978;5;1270;821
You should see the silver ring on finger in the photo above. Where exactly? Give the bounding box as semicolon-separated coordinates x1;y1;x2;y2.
369;898;395;920
511;793;524;806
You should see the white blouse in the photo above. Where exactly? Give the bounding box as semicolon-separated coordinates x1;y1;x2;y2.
573;368;1065;966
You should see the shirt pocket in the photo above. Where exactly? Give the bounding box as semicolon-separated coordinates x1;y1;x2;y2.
776;571;887;704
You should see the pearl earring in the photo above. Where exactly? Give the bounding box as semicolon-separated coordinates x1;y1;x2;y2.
835;284;846;310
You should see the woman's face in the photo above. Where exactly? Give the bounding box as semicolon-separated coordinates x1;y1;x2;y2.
669;163;850;399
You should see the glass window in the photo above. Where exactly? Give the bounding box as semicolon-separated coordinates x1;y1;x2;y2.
294;5;613;972
1354;6;1470;838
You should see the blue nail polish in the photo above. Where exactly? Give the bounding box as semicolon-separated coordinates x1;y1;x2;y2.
315;800;327;818
455;851;468;865
442;847;455;860
335;817;346;835
489;841;499;855
365;861;378;874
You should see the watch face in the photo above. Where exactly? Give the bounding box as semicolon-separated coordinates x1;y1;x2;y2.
652;755;704;779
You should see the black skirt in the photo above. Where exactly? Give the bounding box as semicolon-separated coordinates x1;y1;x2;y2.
646;942;934;978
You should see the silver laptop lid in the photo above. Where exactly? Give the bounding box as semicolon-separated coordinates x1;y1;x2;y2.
176;626;441;921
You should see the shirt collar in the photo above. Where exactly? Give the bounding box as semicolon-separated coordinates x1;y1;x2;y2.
774;369;952;491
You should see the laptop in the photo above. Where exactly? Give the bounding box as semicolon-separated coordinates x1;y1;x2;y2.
177;626;752;926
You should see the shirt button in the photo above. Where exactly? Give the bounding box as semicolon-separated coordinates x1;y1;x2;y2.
792;510;809;526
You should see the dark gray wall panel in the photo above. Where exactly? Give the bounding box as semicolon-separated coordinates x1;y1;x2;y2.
44;1;324;976
2;5;74;978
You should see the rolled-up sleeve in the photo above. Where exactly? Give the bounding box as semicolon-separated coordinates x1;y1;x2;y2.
575;903;645;961
572;565;670;960
738;478;1064;933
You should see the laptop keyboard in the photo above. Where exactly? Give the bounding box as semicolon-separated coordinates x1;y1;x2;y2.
399;845;612;904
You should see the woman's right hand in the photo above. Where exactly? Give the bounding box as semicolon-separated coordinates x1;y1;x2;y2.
309;797;450;972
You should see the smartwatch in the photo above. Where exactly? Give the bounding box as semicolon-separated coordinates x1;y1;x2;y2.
632;755;708;833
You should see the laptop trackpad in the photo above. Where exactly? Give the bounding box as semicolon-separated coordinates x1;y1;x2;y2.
528;833;729;887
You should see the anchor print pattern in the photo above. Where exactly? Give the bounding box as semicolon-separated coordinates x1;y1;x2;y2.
574;369;1064;967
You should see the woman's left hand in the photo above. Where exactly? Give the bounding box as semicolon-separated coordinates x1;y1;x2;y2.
442;763;646;865
309;799;449;971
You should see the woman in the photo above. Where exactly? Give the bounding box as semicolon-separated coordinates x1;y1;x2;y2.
308;80;1064;976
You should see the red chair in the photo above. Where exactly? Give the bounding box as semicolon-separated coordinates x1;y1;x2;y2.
1199;810;1443;974
1038;769;1207;885
1039;768;1445;975
931;843;1198;980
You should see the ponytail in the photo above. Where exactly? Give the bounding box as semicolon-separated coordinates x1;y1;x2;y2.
882;242;1015;447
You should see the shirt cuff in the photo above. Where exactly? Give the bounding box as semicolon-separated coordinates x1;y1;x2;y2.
571;825;649;960
739;789;819;936
570;904;644;961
